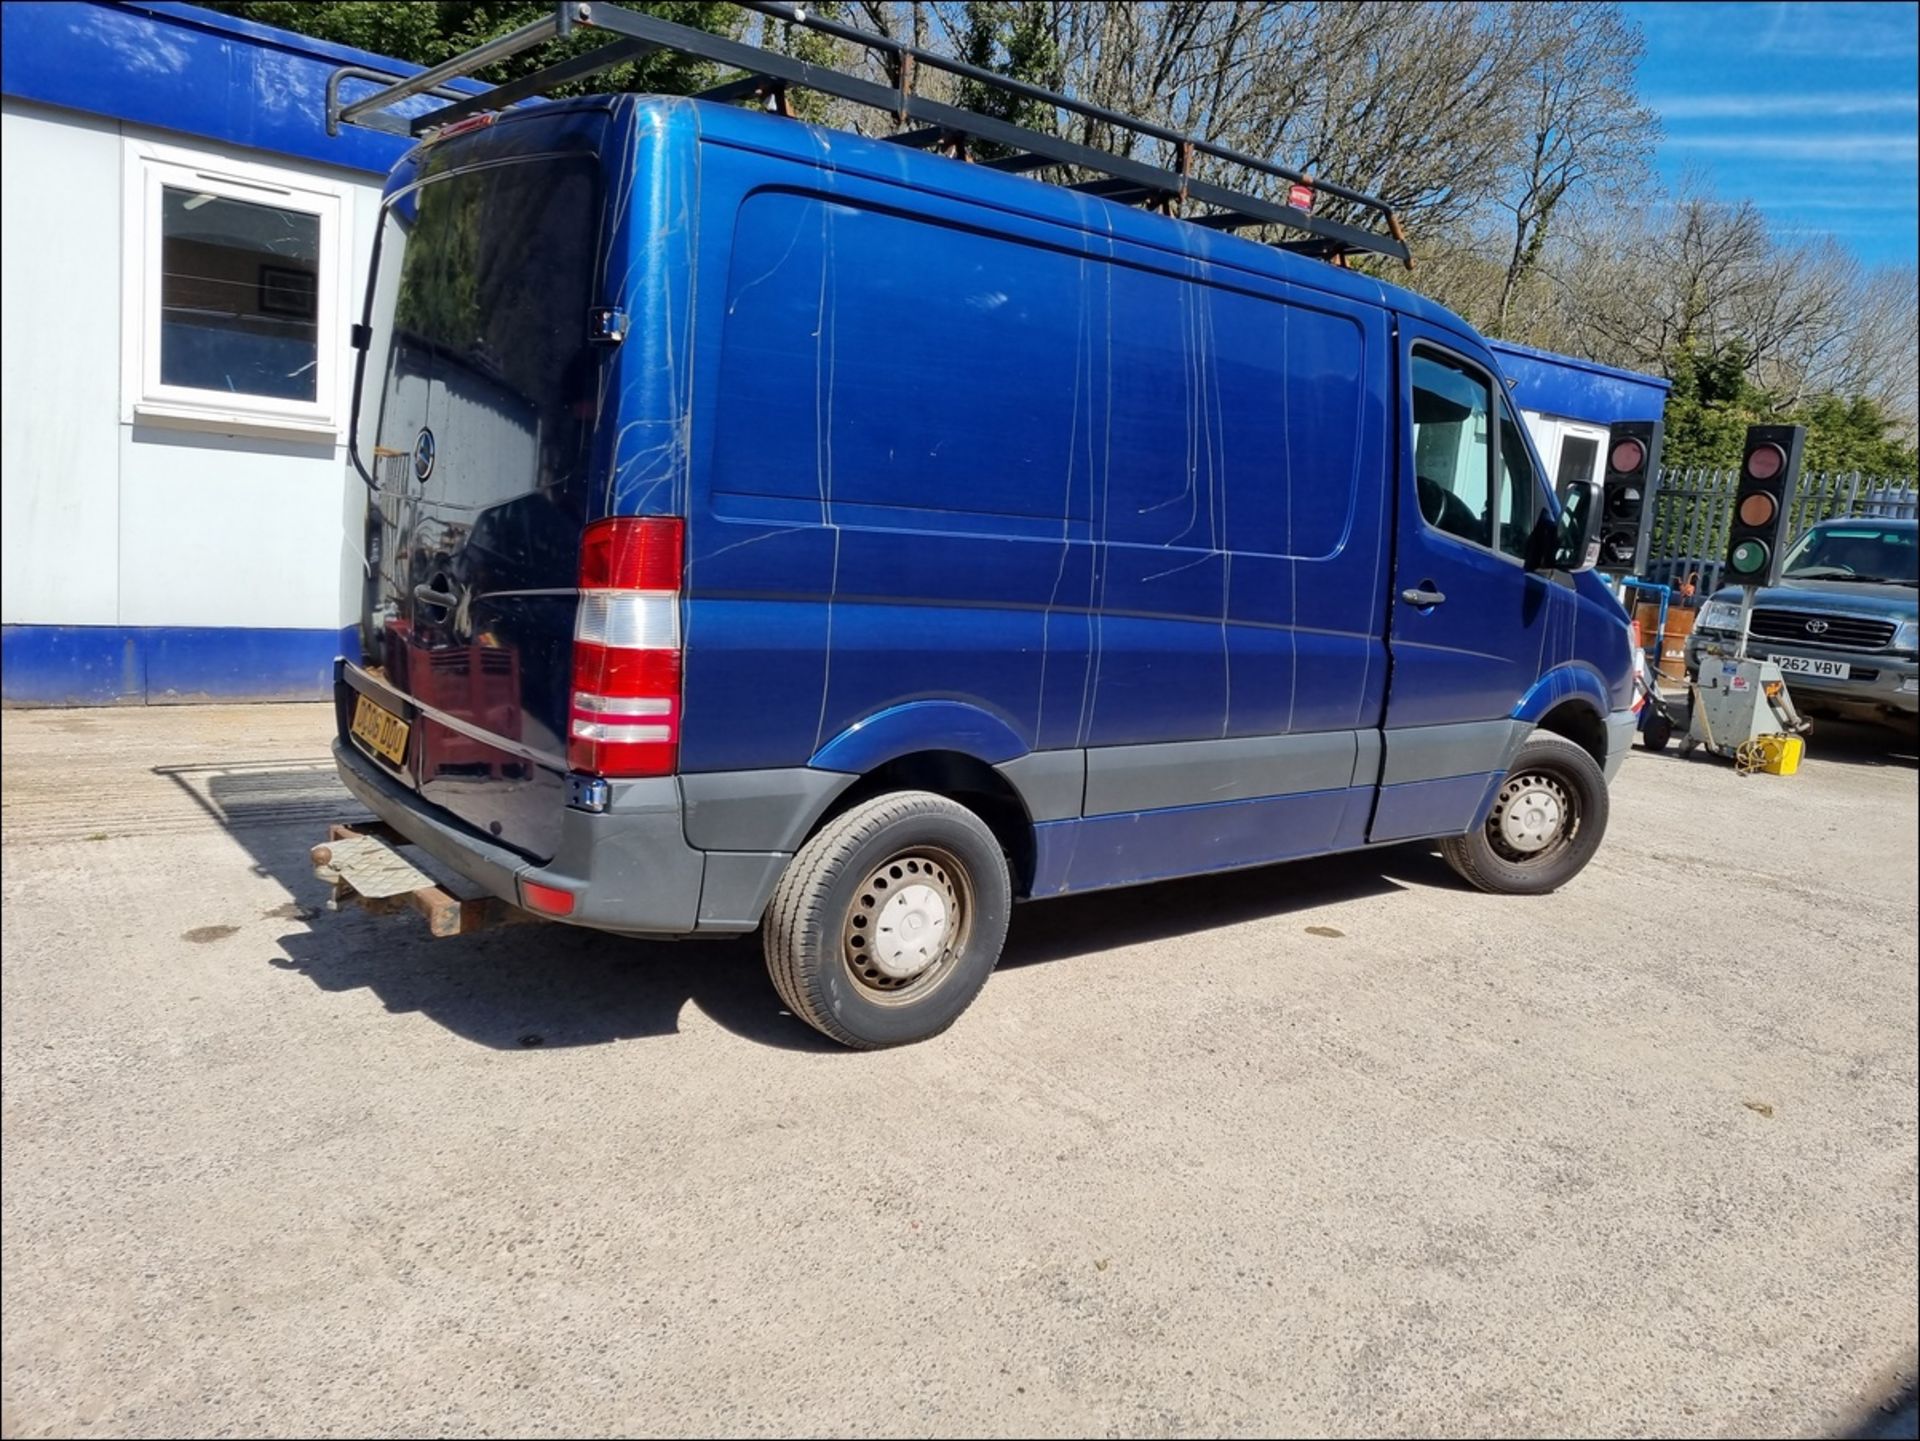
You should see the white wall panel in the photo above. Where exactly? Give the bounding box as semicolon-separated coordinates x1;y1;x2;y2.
116;427;353;629
1;101;124;625
106;123;385;632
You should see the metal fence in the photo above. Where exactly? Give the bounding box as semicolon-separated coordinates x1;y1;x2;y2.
1642;468;1919;594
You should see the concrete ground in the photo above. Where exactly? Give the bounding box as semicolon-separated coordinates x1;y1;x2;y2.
2;703;1915;1439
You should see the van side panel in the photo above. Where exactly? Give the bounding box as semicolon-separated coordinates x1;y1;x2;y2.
682;171;1111;775
1086;258;1387;749
679;126;1391;894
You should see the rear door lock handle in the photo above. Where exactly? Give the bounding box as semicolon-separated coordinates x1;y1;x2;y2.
1401;585;1447;607
413;583;459;611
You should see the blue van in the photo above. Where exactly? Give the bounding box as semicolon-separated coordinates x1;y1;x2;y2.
329;13;1631;1048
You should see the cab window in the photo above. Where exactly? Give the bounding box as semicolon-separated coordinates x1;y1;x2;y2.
1411;349;1494;549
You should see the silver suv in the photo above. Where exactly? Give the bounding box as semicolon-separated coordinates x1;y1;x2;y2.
1686;517;1919;731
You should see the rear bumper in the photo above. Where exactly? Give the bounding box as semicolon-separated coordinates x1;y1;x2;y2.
333;738;713;937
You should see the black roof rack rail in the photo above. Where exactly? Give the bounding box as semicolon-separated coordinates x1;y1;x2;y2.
326;0;1413;269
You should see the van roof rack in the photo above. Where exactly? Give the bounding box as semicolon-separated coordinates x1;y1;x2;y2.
326;0;1413;268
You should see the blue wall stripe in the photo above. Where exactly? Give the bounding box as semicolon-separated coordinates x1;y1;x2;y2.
2;626;356;706
1487;339;1670;426
0;1;485;177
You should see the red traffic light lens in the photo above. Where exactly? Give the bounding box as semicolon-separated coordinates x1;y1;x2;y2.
1746;442;1786;482
1609;438;1646;474
1739;492;1777;527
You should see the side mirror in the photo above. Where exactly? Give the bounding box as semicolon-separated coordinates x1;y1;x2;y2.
1532;478;1601;574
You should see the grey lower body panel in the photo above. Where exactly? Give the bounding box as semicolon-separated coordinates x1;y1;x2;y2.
697;851;788;930
1380;718;1530;786
1604;709;1636;781
681;767;855;851
1082;728;1372;816
996;749;1085;822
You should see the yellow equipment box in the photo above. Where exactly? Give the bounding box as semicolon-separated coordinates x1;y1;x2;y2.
1739;734;1804;776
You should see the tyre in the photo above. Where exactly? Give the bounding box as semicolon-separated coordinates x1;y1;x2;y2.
1439;732;1610;896
1642;711;1673;752
764;791;1012;1049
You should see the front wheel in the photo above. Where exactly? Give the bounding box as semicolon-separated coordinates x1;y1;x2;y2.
1439;732;1609;896
764;791;1011;1049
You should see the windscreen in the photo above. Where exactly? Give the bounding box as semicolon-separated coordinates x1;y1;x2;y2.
1782;525;1918;584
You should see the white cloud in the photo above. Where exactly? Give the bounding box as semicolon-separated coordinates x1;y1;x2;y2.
1654;92;1920;119
1754;0;1919;58
1663;133;1920;164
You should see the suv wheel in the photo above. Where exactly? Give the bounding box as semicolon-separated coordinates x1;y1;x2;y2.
764;791;1011;1049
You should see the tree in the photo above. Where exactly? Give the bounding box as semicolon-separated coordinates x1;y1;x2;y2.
953;0;1060;155
1489;3;1656;337
223;0;1915;470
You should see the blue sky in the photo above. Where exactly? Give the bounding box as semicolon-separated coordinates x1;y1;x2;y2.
1631;1;1918;269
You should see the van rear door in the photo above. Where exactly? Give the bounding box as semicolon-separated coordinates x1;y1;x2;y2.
353;152;604;861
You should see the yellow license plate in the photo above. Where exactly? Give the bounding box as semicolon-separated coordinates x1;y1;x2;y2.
351;694;411;765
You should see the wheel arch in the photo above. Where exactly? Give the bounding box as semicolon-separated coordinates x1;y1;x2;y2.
1532;700;1608;768
804;749;1039;897
1512;664;1613;768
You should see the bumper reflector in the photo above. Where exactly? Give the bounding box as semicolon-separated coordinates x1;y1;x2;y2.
522;881;576;917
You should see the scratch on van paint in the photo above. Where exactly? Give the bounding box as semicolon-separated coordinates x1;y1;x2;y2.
1035;235;1100;744
1139;552;1214;584
1283;303;1298;736
699;525;811;563
728;202;813;315
1076;207;1117;750
810;124;844;756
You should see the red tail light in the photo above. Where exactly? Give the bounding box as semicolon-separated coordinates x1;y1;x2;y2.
569;516;684;778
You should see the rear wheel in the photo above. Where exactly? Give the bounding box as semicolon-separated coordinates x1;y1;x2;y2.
1439;732;1609;896
764;791;1011;1049
1642;711;1674;752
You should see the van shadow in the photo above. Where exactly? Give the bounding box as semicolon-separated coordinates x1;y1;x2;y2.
158;758;1437;1053
1002;847;1427;970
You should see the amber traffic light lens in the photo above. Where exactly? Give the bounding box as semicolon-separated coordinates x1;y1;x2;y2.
1746;442;1786;481
1738;492;1777;527
1609;439;1645;474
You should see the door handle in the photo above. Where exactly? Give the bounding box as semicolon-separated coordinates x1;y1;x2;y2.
1401;585;1447;607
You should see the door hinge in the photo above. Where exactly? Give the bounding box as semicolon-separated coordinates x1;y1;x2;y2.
588;307;629;345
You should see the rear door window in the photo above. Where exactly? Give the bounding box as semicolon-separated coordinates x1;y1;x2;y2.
379;156;603;520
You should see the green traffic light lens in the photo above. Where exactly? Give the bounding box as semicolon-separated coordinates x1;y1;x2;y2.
1730;539;1770;575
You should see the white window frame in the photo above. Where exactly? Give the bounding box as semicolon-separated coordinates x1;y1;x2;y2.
121;138;354;442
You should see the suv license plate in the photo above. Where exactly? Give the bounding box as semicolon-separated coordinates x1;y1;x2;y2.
1769;654;1850;680
351;694;411;764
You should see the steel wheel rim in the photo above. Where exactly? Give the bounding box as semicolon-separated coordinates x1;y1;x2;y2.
841;846;972;1004
1488;769;1577;863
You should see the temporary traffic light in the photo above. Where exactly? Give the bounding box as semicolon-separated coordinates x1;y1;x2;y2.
1598;420;1663;574
1725;424;1805;587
